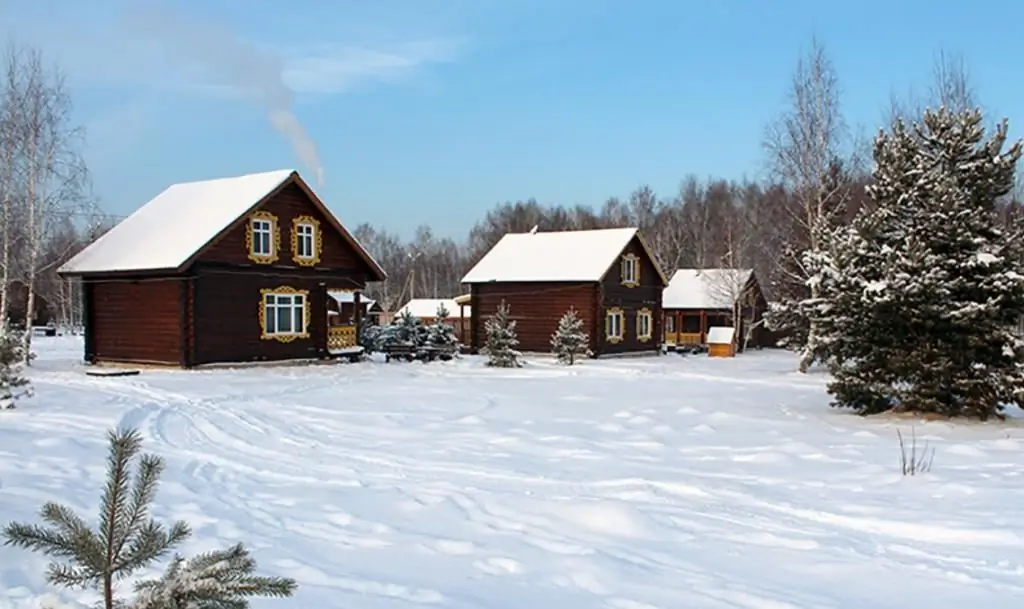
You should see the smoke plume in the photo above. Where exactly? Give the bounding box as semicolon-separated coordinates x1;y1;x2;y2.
124;4;325;186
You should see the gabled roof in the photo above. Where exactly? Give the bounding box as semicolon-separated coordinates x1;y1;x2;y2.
461;227;668;284
397;298;468;318
663;268;755;309
59;169;386;280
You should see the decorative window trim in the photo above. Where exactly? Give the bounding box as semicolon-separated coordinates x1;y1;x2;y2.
246;211;280;264
259;286;311;342
291;215;322;266
605;307;624;343
636;307;653;343
621;253;640;287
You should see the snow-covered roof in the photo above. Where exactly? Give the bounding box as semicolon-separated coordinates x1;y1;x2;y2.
59;169;386;280
397;298;469;319
707;326;736;344
663;269;755;309
461;228;667;284
327;291;376;307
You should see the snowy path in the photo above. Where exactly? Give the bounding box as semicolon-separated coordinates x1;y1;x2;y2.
3;338;1024;608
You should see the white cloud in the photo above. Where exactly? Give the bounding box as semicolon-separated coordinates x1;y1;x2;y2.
282;39;463;95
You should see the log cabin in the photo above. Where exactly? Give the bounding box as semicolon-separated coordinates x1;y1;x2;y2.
662;268;768;352
461;227;668;357
58;169;387;367
396;297;471;341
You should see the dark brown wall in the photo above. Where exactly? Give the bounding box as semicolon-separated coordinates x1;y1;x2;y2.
598;236;664;355
191;267;339;365
470;282;599;353
89;277;183;365
197;182;372;280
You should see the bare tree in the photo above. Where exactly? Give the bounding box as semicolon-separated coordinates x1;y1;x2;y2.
10;47;90;362
0;43;24;331
763;37;853;372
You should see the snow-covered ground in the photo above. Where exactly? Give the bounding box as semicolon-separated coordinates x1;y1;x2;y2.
3;337;1024;609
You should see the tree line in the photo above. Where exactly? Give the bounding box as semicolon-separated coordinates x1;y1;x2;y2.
352;42;1023;326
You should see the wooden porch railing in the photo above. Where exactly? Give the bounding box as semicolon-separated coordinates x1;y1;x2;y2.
328;325;357;351
677;332;703;346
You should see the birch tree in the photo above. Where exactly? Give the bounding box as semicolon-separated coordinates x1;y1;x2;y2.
0;44;25;332
762;37;854;372
12;47;90;362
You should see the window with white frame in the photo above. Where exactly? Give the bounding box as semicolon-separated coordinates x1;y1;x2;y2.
606;308;624;342
621;254;639;286
295;222;315;259
665;314;675;333
636;308;653;342
251;218;274;257
263;291;306;336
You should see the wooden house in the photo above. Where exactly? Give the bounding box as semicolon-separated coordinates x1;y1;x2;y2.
329;290;383;325
396;297;471;340
58;169;387;367
460;227;668;357
662;268;768;352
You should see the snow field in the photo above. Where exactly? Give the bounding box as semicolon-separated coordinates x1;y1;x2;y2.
2;337;1024;608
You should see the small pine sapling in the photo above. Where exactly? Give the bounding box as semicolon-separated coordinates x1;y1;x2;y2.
483;300;522;368
550;307;592;365
0;326;32;409
2;428;192;608
426;304;458;350
2;427;297;609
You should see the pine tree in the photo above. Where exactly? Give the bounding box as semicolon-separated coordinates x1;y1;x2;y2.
2;428;298;609
426;304;458;349
821;106;1024;419
550;307;591;365
131;543;296;609
2;428;192;609
0;324;32;409
483;300;522;368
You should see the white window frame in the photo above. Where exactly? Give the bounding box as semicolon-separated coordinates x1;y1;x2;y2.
606;308;624;342
636;308;653;342
665;314;675;333
295;222;315;259
621;254;638;286
263;292;307;337
251;218;274;257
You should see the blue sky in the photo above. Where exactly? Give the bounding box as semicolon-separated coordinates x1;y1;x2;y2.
5;0;1024;239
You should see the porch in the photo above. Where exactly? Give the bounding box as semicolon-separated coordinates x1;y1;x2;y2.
326;289;367;355
663;309;732;350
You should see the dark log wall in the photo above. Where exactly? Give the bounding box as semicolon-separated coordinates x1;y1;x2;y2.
198;181;370;286
191;267;336;365
470;282;598;353
598;236;665;355
89;277;183;365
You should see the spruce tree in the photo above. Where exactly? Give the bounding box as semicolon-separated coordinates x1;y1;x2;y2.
821;106;1024;419
426;304;458;349
550;307;591;365
0;325;31;409
483;300;522;368
2;428;297;609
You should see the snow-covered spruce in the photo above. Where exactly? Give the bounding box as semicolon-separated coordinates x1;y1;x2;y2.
483;300;522;368
550;307;591;365
0;325;32;409
817;106;1024;419
426;303;459;350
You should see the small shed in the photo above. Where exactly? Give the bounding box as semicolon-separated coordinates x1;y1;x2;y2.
707;326;736;358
